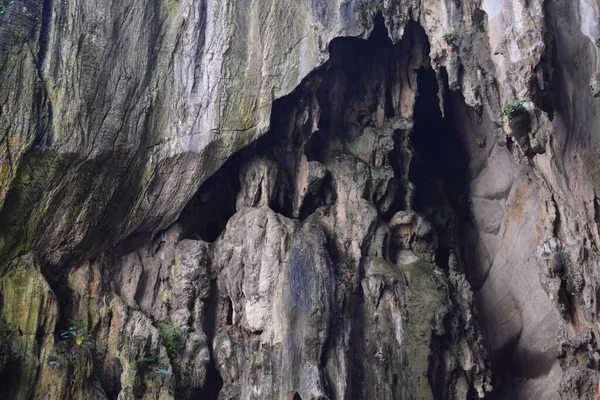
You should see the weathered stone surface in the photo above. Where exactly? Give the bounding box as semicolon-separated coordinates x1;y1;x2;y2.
0;0;565;266
2;0;600;399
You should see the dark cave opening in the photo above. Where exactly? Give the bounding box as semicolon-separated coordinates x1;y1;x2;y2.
410;67;470;217
173;13;487;400
406;36;491;400
313;13;395;153
409;66;471;272
178;13;401;236
153;15;496;400
178;151;242;243
0;2;575;397
197;363;224;400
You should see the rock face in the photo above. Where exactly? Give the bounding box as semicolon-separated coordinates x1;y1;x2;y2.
2;0;600;399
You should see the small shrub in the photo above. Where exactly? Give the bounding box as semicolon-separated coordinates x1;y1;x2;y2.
498;100;527;120
443;31;457;45
60;319;92;346
158;323;181;355
0;1;12;19
138;352;160;366
137;352;171;378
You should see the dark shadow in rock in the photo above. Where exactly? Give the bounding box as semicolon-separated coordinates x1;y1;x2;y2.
410;66;470;220
178;155;241;243
409;65;475;276
194;361;224;400
488;332;557;399
173;12;488;400
196;268;226;399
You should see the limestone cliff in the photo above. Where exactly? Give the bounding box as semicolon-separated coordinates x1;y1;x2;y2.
1;0;600;399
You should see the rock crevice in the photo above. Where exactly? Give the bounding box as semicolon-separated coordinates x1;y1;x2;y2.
3;1;600;399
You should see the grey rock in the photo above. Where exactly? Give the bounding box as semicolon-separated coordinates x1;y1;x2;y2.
3;0;600;399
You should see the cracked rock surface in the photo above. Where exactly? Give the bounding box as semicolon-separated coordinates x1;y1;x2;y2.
2;0;600;399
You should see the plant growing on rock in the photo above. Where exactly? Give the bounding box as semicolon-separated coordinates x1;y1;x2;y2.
0;1;12;21
443;30;457;45
158;323;181;355
60;319;92;346
498;100;527;120
137;351;171;379
138;352;160;366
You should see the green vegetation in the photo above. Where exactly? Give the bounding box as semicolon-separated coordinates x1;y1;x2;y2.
137;352;171;378
0;150;61;272
158;323;181;355
137;352;160;366
60;320;92;346
498;100;527;119
443;31;457;45
0;1;11;22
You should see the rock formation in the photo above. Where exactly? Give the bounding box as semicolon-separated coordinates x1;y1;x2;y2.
2;0;600;399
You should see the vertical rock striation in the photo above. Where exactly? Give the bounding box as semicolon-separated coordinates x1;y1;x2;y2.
2;0;600;399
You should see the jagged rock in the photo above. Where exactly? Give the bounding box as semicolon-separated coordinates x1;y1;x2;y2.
236;158;279;210
559;367;600;400
212;206;334;399
293;156;326;217
3;0;600;399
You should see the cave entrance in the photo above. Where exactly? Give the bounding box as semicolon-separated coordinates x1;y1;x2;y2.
409;66;471;271
174;13;482;400
178;152;242;243
410;67;470;216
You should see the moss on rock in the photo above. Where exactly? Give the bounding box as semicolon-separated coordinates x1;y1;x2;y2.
0;254;59;399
